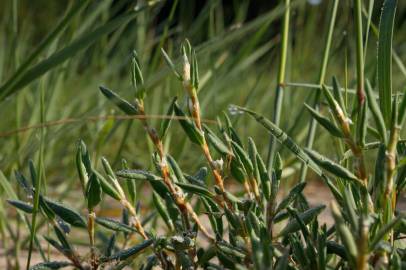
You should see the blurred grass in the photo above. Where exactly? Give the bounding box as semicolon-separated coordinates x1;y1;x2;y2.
0;0;405;197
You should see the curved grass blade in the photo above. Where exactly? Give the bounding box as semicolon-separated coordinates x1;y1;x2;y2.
232;106;323;177
1;6;154;101
0;0;90;100
377;0;397;125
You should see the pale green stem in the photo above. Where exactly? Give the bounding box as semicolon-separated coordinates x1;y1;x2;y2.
267;0;290;172
298;0;339;182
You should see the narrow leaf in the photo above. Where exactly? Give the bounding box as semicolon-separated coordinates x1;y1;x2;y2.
304;103;344;138
305;149;360;182
99;86;138;115
377;0;397;125
277;205;325;237
365;80;387;142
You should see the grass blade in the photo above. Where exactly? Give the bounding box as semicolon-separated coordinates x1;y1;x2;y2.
0;0;90;99
377;0;397;125
0;5;153;101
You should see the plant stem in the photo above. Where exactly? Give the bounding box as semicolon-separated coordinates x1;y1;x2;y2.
354;0;365;106
299;0;339;182
267;0;290;172
137;103;214;240
87;211;97;270
353;0;368;186
182;55;231;209
121;199;148;239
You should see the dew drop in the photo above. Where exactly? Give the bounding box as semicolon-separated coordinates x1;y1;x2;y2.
228;105;243;116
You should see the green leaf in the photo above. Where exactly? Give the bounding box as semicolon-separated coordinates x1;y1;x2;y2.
7;199;33;214
29;261;71;270
271;153;283;201
185;167;208;186
275;182;306;213
161;48;182;80
230;157;246;183
176;182;214;198
256;153;270;200
370;215;405;250
53;225;73;254
378;0;397;126
44;198;86;228
104;234;116;257
43;236;65;256
117;169;169;198
76;140;91;192
233;106;324;177
365;80;387;142
341;188;358;232
305;149;360;182
152;192;174;231
93;170;122;201
99;86;138;115
191;49;199;89
326;241;347;259
201;197;223;238
131;50;145;100
332;76;346;115
167;155;186;183
277;205;325;237
204;125;233;157
102;239;153;262
356;100;368;147
121;159;136;204
86;172;102;210
96;217;136;234
173;102;204;145
331;202;358;265
116;169;162;181
216;242;246;259
304;103;344;138
14;171;33;196
321;84;348;125
231;141;254;174
101;157;125;200
159;97;177;139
